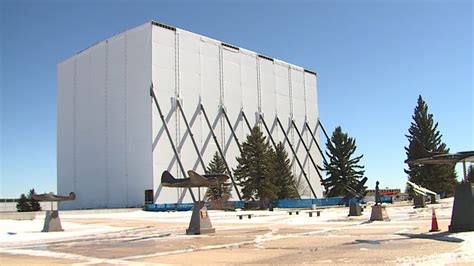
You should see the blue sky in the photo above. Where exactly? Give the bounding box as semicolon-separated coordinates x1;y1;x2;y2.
1;0;472;198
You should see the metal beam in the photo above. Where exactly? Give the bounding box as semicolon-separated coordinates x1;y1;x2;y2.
258;115;301;199
176;100;207;172
221;107;242;154
318;119;331;145
261;114;317;198
200;104;242;200
305;122;328;166
291;120;324;182
238;110;302;199
150;84;196;202
241;109;253;131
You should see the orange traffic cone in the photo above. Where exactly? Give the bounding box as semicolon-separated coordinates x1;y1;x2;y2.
429;208;440;232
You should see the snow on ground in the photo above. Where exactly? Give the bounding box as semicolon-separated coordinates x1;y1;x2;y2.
1;197;472;265
1;198;456;246
0;218;127;246
0;206;353;246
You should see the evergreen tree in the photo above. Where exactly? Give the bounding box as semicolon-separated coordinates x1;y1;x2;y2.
322;126;365;197
466;165;473;183
28;189;41;211
205;152;232;201
16;194;31;212
405;95;457;196
273;142;299;199
234;126;279;201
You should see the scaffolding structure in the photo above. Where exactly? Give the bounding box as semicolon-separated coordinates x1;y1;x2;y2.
151;86;330;202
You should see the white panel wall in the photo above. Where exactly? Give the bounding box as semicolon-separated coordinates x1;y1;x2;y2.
59;21;322;209
106;34;128;208
199;39;221;171
178;31;204;201
240;52;259;127
291;68;312;197
151;25;182;203
222;47;243;200
58;23;152;209
57;59;74;206
259;58;277;131
304;72;323;197
153;23;323;203
126;24;154;206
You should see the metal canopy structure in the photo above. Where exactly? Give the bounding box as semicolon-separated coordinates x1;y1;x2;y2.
406;151;474;165
406;150;474;180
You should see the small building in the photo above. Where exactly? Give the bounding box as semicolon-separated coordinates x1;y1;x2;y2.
365;188;403;203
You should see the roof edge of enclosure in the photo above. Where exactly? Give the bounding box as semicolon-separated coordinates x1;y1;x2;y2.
59;20;317;76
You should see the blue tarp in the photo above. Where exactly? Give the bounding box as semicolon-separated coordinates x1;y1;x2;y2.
379;196;393;204
143;197;366;212
145;203;193;211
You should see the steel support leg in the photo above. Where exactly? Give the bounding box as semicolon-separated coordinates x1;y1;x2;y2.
305;122;328;166
241;110;253;131
176;100;207;172
261;114;317;198
318;119;331;146
241;111;301;199
221;107;243;154
150;84;196;202
200;104;242;200
257;114;300;199
291;120;324;182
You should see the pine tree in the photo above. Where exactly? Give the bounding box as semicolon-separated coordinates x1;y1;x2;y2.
28;189;41;211
322;126;365;197
405;95;457;196
466;165;473;183
234;126;279;201
16;194;31;212
273;142;299;199
205;152;232;201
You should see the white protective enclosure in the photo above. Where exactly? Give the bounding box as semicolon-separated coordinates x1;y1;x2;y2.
58;21;323;209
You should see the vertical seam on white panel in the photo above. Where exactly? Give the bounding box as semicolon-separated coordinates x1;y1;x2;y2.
149;25;153;194
315;75;319;124
239;53;243;110
199;40;203;155
88;52;92;207
303;73;308;122
124;33;129;206
302;72;310;184
256;57;261;116
239;52;244;142
272;60;277;140
288;67;293;119
219;46;224;147
104;41;110;206
219;46;224;106
288;67;294;147
175;31;180;177
175;31;180;97
73;59;77;196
